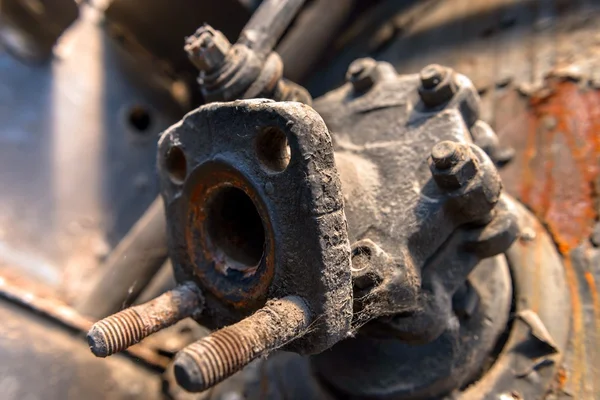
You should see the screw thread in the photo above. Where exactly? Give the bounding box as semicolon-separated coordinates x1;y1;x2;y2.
178;327;254;391
174;295;311;392
87;282;203;358
89;308;146;357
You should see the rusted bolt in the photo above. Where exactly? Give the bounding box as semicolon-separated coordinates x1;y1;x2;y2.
185;25;232;72
431;141;460;169
418;64;458;107
346;58;379;92
87;282;203;357
429;141;478;190
173;296;311;392
420;64;446;89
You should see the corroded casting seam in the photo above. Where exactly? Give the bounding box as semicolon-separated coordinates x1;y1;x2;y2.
87;282;204;357
173;295;311;392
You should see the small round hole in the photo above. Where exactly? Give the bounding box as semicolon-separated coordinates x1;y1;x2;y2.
255;126;291;173
206;187;265;270
352;246;373;260
165;146;187;184
128;105;152;133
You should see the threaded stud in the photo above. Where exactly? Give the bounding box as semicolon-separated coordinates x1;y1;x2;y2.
87;282;203;357
173;296;311;392
431;141;461;169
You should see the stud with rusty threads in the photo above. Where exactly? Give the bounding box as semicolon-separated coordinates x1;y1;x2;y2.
431;141;461;169
87;282;204;358
173;295;311;392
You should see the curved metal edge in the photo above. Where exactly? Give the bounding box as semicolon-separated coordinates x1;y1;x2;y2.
461;195;571;400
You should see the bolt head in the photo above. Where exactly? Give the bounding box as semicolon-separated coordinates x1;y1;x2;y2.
346;58;379;92
185;26;231;72
431;141;459;169
418;64;458;107
420;64;446;89
430;142;478;190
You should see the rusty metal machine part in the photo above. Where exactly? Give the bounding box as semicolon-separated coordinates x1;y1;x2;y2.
184;0;311;105
193;200;569;400
157;99;354;391
158;98;353;343
137;58;518;395
87;282;204;357
314;60;517;341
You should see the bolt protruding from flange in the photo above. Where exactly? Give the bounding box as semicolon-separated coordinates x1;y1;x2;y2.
185;25;232;72
418;64;458;107
429;141;479;190
173;296;311;393
87;282;203;358
346;58;379;92
431;141;461;169
420;64;446;89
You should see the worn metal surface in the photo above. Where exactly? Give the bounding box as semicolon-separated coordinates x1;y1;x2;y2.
276;0;356;83
0;298;163;399
498;78;600;399
104;0;250;88
75;197;169;319
196;200;571;400
314;61;517;342
460;199;571;400
0;0;78;62
303;1;600;396
0;268;173;369
158;100;352;345
0;4;183;304
152;57;520;396
312;255;512;399
185;0;311;105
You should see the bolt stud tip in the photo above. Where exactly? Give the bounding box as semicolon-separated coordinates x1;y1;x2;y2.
87;325;109;358
173;296;311;392
87;282;203;358
174;353;205;392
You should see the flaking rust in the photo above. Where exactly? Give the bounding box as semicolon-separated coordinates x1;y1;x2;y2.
499;77;600;398
501;79;600;255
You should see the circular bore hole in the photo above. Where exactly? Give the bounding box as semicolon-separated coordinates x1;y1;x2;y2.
128;105;152;133
255;126;291;173
206;187;265;271
165;146;187;184
352;245;373;260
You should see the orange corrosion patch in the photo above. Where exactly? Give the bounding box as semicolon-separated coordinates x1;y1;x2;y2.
184;167;276;308
520;80;600;254
556;367;568;390
563;257;585;395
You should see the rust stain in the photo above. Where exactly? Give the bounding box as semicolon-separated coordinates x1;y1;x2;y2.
584;269;600;390
498;78;600;397
185;166;275;308
509;79;600;397
519;80;600;255
556;366;568;391
562;256;585;395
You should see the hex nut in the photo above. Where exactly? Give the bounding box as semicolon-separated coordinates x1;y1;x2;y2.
431;141;460;169
185;26;232;72
346;58;379;92
430;144;478;190
418;64;458;108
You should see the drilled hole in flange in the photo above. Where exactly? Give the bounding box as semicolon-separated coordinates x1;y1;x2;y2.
165;146;187;184
255;126;291;173
206;187;265;272
128;105;152;133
